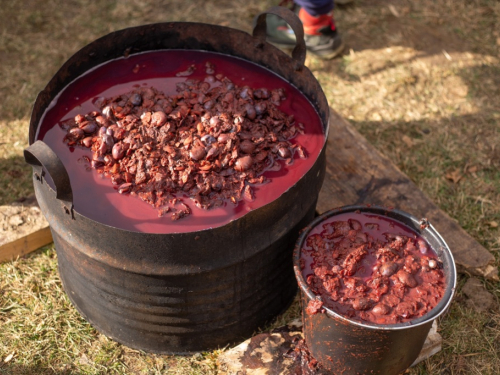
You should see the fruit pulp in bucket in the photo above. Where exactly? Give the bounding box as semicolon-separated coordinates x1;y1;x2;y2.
36;50;325;233
300;211;447;325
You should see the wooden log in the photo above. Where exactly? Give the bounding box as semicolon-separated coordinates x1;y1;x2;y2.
317;110;498;280
0;196;52;263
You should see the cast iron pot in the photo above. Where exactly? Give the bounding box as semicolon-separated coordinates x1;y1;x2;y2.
24;7;329;354
293;205;457;375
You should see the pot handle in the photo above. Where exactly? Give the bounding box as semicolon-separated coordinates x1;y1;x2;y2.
24;140;74;213
252;6;306;71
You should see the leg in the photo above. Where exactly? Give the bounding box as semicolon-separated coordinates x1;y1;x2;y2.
293;0;334;17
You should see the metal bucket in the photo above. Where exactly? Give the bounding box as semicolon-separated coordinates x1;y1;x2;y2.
293;205;457;374
24;8;329;354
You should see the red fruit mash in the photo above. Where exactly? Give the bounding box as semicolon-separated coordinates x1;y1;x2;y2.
300;211;446;324
36;50;324;233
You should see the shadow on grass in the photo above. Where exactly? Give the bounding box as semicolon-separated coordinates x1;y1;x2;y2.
338;0;491;55
0;155;33;205
346;62;500;172
346;110;500;251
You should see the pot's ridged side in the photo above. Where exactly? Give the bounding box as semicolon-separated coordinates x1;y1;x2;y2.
54;202;315;354
32;139;326;352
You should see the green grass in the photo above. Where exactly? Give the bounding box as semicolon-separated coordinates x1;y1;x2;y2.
0;246;221;375
1;0;500;374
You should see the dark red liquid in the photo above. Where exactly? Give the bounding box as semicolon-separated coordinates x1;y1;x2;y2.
301;211;446;324
37;50;325;233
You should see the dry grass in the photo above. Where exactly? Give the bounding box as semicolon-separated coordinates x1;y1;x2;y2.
1;0;500;374
0;251;220;375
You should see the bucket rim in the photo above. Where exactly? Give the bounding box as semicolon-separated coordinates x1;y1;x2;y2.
293;204;457;331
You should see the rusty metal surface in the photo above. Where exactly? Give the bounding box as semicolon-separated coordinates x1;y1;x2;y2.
293;205;457;374
300;291;433;375
24;140;73;209
26;9;330;353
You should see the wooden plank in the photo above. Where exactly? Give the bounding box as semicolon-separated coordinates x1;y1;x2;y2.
318;110;498;280
0;227;52;263
0;196;52;263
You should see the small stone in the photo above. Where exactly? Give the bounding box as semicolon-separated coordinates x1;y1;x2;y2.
192;352;203;360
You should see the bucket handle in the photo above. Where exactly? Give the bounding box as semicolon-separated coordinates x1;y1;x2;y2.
24;140;74;214
252;6;306;71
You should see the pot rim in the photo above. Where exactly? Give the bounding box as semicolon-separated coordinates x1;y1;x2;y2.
27;17;330;234
293;204;457;331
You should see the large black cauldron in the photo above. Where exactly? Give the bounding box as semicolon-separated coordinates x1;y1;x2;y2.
24;8;329;353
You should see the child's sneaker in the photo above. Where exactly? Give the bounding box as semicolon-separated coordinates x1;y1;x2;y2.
260;6;344;60
299;8;344;59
